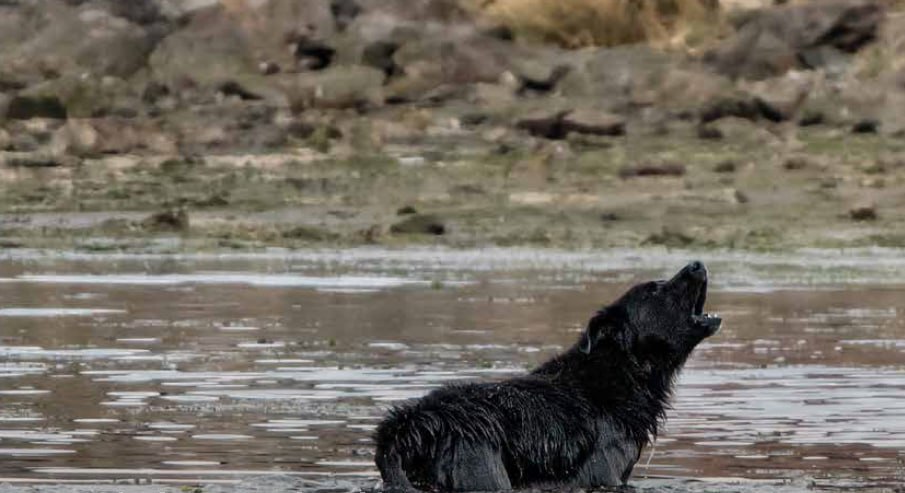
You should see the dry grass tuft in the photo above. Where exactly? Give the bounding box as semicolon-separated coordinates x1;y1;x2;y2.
465;0;724;49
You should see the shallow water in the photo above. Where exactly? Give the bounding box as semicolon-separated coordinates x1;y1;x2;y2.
0;248;903;491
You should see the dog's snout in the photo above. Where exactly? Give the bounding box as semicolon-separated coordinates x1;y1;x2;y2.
685;261;706;280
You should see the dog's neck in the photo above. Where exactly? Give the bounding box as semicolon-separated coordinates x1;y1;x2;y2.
531;344;683;447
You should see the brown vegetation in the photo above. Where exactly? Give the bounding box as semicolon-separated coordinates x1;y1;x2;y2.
466;0;723;48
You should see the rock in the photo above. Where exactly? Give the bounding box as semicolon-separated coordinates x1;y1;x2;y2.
799;110;825;126
359;224;384;244
849;204;877;221
149;1;336;88
0;128;9;150
259;60;281;75
783;156;812;170
392;32;518;96
164;102;289;153
142;209;189;231
697;125;723;140
560;110;625;137
714;160;737;173
361;40;400;78
294;37;336;71
218;81;263;101
852;119;879;133
0;2;160;80
514;60;570;94
644;226;695;247
148;8;256;87
707;117;777;144
6;95;67;120
396;205;418;215
104;0;164;25
559;46;675;108
706;0;884;79
279;66;386;111
50;119;99;156
331;0;361;32
19;75;139;119
142;81;170;104
6;132;40;152
390;213;446;235
515;108;569;139
0;151;67;168
516;108;626;140
600;212;621;222
860;177;885;189
471;82;517;108
700;97;761;124
619;163;686;178
0;93;9;120
151;0;217;19
743;72;814;121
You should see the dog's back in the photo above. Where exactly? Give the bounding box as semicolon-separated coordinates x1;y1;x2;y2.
375;376;614;491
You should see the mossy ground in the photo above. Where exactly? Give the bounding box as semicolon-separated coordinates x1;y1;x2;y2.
2;125;905;253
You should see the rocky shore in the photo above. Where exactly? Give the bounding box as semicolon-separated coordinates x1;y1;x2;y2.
1;0;904;252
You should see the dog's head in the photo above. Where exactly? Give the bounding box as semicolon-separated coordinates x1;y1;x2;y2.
580;261;721;366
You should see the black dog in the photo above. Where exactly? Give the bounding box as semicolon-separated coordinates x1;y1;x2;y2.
375;262;721;492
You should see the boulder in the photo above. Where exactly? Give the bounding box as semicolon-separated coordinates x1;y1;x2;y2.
0;93;8;120
50;119;99;156
559;46;675;109
278;66;386;111
104;0;165;25
619;163;686;179
515;108;569;139
391;33;517;96
0;151;68;168
149;0;335;88
142;209;189;232
560;110;625;137
0;1;160;80
51;118;173;156
707;0;884;80
390;213;446;236
6;95;67;119
740;72;815;122
849;203;877;221
361;40;400;78
516;108;625;139
165;102;289;153
18;75;139;119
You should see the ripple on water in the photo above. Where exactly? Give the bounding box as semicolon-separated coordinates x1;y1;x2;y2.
0;448;75;457
8;274;429;290
191;434;253;441
0;308;126;317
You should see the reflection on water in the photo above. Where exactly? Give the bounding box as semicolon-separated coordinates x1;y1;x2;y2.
0;248;903;490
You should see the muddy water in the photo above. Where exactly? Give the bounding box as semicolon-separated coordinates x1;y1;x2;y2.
0;248;903;491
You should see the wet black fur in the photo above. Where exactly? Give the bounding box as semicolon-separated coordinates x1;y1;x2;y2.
375;265;716;492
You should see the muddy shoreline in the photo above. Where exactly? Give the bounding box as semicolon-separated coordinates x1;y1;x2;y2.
3;127;905;254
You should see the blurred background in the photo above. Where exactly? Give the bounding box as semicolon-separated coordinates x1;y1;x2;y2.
0;0;903;251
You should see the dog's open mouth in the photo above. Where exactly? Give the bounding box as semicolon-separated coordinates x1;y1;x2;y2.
691;278;721;334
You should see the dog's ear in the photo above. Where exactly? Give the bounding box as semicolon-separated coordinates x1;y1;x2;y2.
580;309;611;354
579;307;627;354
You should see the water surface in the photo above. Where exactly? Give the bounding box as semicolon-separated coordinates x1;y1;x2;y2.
0;248;903;491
